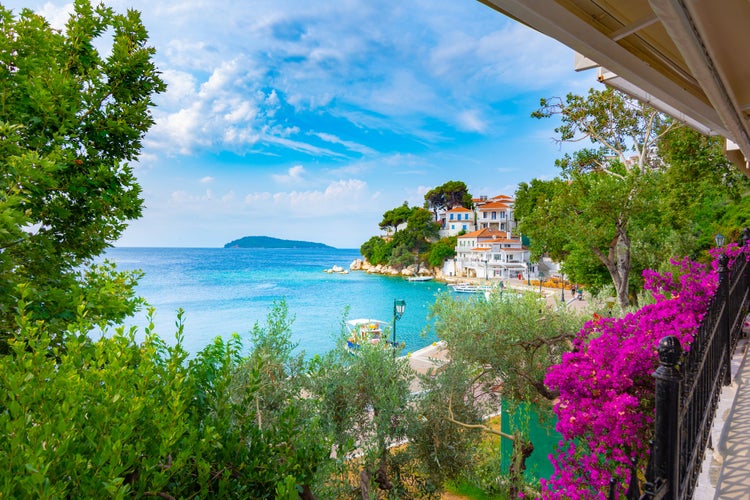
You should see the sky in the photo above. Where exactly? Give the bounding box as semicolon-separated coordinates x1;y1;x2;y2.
7;0;599;248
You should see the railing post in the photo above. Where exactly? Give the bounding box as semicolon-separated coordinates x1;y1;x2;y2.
718;254;731;386
653;336;682;500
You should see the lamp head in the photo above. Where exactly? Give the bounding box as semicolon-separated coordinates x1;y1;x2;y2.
715;232;725;247
394;299;406;320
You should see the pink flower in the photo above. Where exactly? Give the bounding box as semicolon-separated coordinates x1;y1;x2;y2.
541;244;747;498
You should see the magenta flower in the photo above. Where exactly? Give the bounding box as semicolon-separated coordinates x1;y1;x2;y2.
541;243;747;498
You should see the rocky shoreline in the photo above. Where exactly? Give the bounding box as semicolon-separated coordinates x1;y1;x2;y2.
349;258;448;280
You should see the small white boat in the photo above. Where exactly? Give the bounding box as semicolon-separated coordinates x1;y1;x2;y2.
345;318;400;352
449;283;494;294
407;276;433;282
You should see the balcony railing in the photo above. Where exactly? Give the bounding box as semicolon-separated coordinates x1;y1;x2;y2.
617;230;750;500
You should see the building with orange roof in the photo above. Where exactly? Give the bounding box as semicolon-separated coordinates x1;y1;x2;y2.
439;206;476;237
437;194;515;237
476;199;515;233
448;227;533;280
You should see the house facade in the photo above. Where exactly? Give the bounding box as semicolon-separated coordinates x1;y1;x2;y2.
448;228;534;280
475;197;515;233
439;206;476;237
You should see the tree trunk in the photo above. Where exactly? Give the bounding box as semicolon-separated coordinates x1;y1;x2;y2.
508;434;534;498
593;231;631;310
359;468;371;500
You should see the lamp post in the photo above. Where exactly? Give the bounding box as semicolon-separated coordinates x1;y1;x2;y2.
392;299;406;347
715;232;725;247
526;261;531;286
538;271;544;294
561;273;565;302
484;255;489;281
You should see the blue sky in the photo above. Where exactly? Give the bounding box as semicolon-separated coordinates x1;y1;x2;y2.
10;0;598;248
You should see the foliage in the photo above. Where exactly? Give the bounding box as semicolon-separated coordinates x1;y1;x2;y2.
531;88;674;175
521;87;743;309
0;298;331;498
427;236;457;267
431;291;587;407
656;126;750;259
364;205;440;270
540;245;742;498
406;360;485;489
0;1;165;348
379;202;415;233
307;338;414;498
421;291;588;497
424;180;473;218
360;235;392;265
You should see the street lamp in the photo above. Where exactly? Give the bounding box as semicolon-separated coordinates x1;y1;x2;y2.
483;255;489;281
538;271;544;294
392;299;406;346
561;273;565;302
715;232;725;247
526;261;531;286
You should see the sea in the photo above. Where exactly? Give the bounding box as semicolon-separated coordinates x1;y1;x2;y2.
101;247;448;358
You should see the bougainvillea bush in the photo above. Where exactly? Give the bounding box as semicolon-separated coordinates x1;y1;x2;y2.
541;243;748;499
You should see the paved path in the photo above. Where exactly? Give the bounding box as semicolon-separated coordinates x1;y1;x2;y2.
712;338;750;499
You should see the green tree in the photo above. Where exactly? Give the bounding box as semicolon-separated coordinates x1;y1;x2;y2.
526;88;677;309
424;180;473;218
309;340;413;498
0;1;165;348
427;236;457;267
656;126;750;258
0;297;332;498
379;202;414;233
389;207;439;269
360;235;393;266
416;291;587;496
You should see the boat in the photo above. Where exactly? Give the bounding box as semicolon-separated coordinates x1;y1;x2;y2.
448;283;494;294
345;318;400;352
407;276;433;282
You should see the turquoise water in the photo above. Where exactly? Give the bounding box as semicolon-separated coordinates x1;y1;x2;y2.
103;247;447;357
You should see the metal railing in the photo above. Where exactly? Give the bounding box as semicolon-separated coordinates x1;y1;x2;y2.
619;231;750;500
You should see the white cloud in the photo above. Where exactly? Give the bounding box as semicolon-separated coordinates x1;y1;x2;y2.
272;165;307;184
200;176;214;184
36;2;73;30
456;109;486;133
314;132;376;155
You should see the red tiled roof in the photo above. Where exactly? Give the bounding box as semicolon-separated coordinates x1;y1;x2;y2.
477;201;510;210
458;228;510;239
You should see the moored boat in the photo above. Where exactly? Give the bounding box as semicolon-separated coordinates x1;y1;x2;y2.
345;318;400;352
448;283;494;293
406;276;433;282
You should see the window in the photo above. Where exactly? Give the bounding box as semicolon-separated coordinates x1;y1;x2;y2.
451;224;455;230
462;225;467;230
491;212;497;220
464;213;469;220
450;213;454;220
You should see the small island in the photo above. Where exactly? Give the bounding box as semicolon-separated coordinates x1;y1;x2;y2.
224;236;333;249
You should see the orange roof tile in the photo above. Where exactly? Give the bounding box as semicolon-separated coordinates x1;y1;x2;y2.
477;201;510;210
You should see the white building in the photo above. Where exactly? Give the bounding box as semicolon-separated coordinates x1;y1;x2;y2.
475;198;515;233
438;206;476;237
449;228;534;280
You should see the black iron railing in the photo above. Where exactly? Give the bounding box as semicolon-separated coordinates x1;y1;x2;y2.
620;230;750;500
